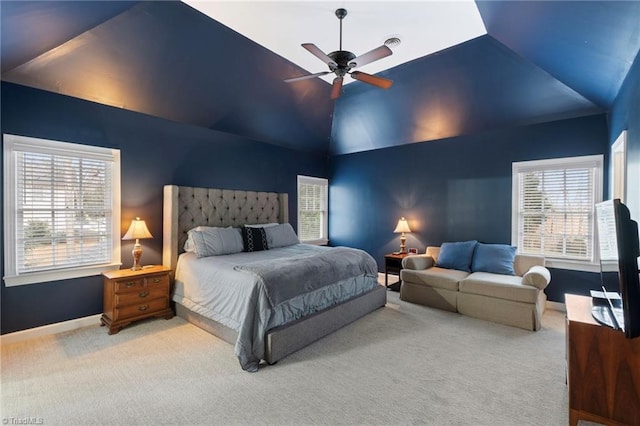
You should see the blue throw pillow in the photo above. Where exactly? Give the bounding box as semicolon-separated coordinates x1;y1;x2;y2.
436;241;478;272
471;243;516;275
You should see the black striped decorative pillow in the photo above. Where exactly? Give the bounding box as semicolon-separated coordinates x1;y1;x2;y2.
242;226;269;252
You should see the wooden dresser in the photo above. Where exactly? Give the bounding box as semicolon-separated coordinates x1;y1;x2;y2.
101;265;174;334
566;294;640;425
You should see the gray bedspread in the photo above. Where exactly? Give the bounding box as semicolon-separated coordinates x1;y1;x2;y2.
173;244;380;372
234;246;378;306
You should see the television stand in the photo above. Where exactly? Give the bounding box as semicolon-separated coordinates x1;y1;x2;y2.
565;294;640;425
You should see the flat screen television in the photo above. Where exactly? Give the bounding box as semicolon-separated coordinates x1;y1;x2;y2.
595;199;640;339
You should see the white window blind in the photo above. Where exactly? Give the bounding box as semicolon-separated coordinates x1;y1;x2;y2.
297;175;328;245
512;155;603;268
4;134;121;286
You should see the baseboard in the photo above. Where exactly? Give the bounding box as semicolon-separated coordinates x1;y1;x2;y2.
546;300;566;313
1;314;102;345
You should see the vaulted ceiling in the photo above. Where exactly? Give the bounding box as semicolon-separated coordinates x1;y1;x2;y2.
2;1;639;155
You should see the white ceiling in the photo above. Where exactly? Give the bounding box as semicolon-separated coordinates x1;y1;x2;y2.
183;1;487;84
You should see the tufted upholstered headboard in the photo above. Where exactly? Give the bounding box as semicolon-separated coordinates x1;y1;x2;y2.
162;185;288;270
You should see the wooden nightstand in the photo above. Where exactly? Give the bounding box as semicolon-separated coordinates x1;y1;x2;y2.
100;265;174;334
384;252;409;291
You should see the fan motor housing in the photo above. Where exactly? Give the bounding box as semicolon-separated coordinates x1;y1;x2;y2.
329;50;356;67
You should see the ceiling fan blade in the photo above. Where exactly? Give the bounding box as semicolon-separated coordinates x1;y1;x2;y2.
284;71;331;83
350;71;393;89
348;45;392;69
302;43;338;68
330;77;343;100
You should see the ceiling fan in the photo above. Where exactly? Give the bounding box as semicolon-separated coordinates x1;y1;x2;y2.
284;8;394;100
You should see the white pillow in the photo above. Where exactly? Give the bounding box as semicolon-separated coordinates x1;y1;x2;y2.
245;223;279;228
186;226;244;257
264;223;299;248
184;236;196;253
184;226;210;252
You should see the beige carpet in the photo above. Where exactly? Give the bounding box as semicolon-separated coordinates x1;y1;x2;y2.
1;288;568;425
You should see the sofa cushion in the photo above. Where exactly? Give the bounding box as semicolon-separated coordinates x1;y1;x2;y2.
471;243;516;275
435;241;477;272
459;272;539;304
513;254;545;276
401;267;469;291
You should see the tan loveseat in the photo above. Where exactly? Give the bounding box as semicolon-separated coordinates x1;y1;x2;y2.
400;246;551;331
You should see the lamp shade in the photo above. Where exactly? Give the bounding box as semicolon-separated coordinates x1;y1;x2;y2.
122;217;153;240
393;217;411;234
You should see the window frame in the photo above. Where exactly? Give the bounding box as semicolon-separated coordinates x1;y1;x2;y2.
610;130;627;203
297;175;329;245
3;133;121;286
511;155;603;272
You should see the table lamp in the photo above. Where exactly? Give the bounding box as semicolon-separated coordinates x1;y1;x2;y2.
393;217;412;253
122;217;153;270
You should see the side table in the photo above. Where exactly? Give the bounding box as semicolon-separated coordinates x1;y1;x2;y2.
101;265;174;334
384;252;409;291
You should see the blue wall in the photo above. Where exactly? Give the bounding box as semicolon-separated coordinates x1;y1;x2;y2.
609;51;640;220
2;52;635;333
328;114;610;302
0;82;327;334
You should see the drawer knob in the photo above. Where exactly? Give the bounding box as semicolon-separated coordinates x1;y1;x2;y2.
138;304;149;312
138;291;149;298
151;278;161;283
125;282;135;288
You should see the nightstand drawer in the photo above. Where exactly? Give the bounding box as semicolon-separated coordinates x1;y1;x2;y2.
114;273;170;293
145;273;170;288
115;285;169;306
114;298;168;321
115;278;145;293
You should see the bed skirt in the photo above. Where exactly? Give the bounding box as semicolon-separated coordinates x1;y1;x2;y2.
175;285;387;365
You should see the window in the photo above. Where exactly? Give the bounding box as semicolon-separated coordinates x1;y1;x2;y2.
3;134;121;286
297;175;328;245
512;155;603;271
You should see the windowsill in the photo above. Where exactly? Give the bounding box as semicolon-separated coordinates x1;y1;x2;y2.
301;239;329;246
3;262;122;287
544;259;602;273
599;260;619;272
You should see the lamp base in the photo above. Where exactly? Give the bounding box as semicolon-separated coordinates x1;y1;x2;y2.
400;234;407;254
131;241;143;271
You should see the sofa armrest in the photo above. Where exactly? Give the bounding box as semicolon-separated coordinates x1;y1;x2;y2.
522;265;551;290
402;255;435;270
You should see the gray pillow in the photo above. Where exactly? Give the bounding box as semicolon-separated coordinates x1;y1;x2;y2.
264;223;299;248
187;226;244;257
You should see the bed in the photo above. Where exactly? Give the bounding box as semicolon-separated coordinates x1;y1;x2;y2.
162;185;387;371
